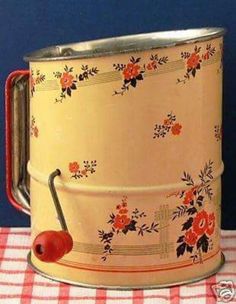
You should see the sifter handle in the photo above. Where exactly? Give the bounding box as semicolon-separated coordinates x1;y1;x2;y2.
5;70;31;214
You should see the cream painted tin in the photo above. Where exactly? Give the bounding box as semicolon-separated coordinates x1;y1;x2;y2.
5;28;225;288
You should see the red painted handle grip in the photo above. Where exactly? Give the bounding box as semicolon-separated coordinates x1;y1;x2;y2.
32;231;73;262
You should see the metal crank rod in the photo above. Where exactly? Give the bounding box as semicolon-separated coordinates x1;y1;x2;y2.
48;169;68;231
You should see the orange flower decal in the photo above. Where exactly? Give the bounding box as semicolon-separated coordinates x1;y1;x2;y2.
146;60;158;70
119;208;128;214
206;213;215;236
113;214;131;230
33;127;39;138
30;69;45;97
177;44;216;84
54;65;99;102
153;112;182;138
215;124;222;141
69;162;80;174
192;210;209;236
164;118;171;126
171;161;215;261
187;53;200;69
60;72;74;89
30;116;39;138
171;123;182;135
81;169;88;176
185;229;198;246
123;63;140;80
113;54;168;96
183;190;194;205
69;160;97;179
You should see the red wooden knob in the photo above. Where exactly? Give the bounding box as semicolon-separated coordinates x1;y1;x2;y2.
32;230;73;262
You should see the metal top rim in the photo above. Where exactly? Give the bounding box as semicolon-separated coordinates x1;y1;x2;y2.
24;27;226;62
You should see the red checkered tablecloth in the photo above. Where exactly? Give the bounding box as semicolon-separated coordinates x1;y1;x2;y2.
0;228;235;304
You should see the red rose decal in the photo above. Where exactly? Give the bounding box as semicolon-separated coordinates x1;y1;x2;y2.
119;208;128;214
147;63;153;70
206;212;215;236
123;63;140;81
33;126;39;138
185;229;198;246
192;210;209;236
163;118;171;126
202;51;210;60
171;123;182;135
177;44;216;84
69;162;80;173
114;55;168;95
183;190;194;205
154;113;182;139
81;169;87;176
187;53;200;69
113;214;131;230
60;72;74;89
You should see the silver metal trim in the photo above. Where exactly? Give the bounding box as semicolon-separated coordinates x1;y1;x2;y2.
24;27;226;62
27;252;225;290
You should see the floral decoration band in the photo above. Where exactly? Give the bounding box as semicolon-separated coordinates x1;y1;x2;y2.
169;160;216;263
29;42;222;99
98;196;159;261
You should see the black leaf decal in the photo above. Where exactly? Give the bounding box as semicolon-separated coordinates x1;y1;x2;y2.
186;245;193;253
182;172;194;186
187;207;197;215
136;74;143;80
67;88;71;96
172;205;187;220
197;234;209;253
177;235;185;243
122;220;137;234
130;78;137;88
177;242;186;257
181;217;193;231
70;83;77;90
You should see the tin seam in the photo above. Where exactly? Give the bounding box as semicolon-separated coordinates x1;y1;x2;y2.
27;161;224;195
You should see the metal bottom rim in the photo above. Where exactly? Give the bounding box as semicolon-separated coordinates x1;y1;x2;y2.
27;252;225;290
